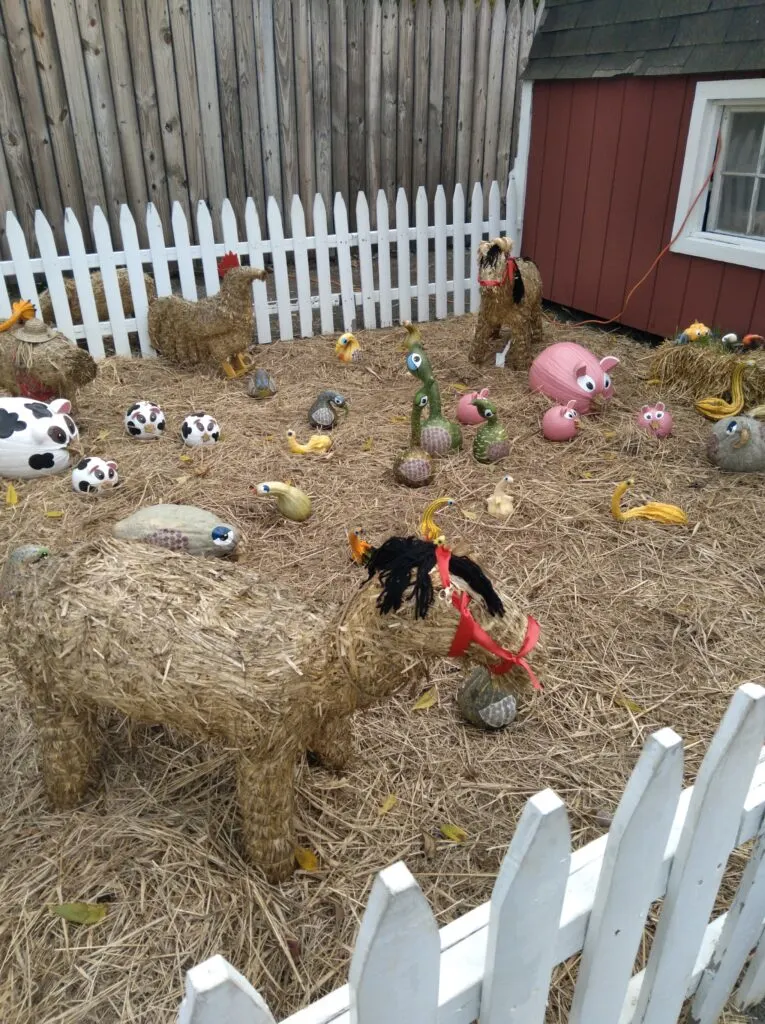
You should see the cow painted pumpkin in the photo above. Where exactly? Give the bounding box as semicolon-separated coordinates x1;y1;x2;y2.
72;456;120;494
181;412;221;447
529;342;619;414
125;401;166;440
0;396;78;479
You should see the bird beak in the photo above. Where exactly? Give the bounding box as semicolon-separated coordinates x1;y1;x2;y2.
202;433;210;441
733;427;751;449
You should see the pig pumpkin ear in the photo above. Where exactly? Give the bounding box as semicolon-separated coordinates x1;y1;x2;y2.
655;402;665;412
600;356;620;372
640;404;651;413
107;461;117;471
565;400;577;410
574;363;587;377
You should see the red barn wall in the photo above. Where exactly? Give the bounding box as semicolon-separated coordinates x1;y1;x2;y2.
522;76;765;339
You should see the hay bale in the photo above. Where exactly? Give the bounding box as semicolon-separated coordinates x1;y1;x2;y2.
38;269;157;326
0;317;96;409
650;341;765;407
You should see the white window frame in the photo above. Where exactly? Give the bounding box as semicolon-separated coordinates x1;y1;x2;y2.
671;78;765;272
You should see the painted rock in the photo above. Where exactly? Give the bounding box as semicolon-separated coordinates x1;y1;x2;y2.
457;665;518;730
112;504;239;556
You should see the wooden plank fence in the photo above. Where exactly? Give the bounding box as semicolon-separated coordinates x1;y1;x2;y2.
177;683;765;1024
0;175;525;358
0;0;541;254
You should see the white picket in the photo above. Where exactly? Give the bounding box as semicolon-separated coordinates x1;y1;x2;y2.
395;188;411;323
92;206;131;356
291;195;313;337
734;922;765;1010
120;205;154;357
452;184;466;316
313;194;334;335
64;208;105;359
334;193;356;332
488;180;502;241
146;203;173;298
480;789;570;1024
35;210;75;340
505;174;520;250
196;202;219;297
348;862;439;1024
171;203;197;301
434;186;447;319
630;682;765;1024
376;191;392;328
267;196;294;341
469;183;483;312
568;729;684;1024
220;199;240;255
356;192;376;330
244;198;272;346
179;955;275;1024
415;186;429;322
6;212;42;316
693;820;765;1022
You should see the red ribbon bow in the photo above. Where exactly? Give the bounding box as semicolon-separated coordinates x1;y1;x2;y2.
477;256;517;290
435;546;541;689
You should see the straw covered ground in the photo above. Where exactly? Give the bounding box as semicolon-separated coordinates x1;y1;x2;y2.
0;313;763;1023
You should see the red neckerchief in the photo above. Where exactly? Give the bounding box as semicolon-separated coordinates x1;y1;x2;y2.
477;257;517;289
435;546;541;689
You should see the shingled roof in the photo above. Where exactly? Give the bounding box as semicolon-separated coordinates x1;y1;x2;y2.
525;0;765;79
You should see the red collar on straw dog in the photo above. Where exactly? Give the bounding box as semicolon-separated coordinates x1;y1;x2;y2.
477;256;517;289
435;546;541;688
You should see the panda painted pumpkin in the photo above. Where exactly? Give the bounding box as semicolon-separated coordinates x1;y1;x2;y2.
181;412;221;447
0;396;78;479
124;401;166;440
72;456;120;494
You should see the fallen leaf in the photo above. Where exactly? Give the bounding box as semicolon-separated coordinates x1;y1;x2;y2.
580;471;594;479
440;823;468;844
462;509;479;521
378;794;397;815
179;454;192;463
294;846;319;872
413;688;437;711
362;437;373;451
285;937;302;962
646;378;662;385
5;483;18;506
96;430;109;441
175;475;190;484
602;431;616;440
421;830;437;860
44;511;64;519
389;415;409;423
48;902;107;926
616;695;645;715
450;382;468;393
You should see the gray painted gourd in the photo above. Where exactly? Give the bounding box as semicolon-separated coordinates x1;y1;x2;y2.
112;504;239;557
456;665;518;729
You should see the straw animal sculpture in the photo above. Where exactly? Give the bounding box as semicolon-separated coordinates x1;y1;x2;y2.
0;317;96;410
0;535;539;883
147;266;269;373
650;341;765;408
469;236;543;369
38;269;157;326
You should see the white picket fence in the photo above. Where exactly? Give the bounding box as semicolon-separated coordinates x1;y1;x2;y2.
0;177;521;362
178;683;765;1024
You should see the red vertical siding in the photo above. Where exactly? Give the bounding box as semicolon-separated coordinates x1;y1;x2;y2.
522;75;765;339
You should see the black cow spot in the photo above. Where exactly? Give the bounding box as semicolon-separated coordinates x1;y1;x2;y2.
28;452;55;471
127;424;142;436
157;420;165;431
0;409;27;439
23;401;52;419
78;480;95;493
47;425;66;444
192;411;204;418
211;430;220;441
126;403;140;415
76;457;91;470
181;422;192;438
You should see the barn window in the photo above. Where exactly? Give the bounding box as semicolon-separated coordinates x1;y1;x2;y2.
671;79;765;272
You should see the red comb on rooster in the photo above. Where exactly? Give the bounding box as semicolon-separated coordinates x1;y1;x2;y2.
217;251;241;279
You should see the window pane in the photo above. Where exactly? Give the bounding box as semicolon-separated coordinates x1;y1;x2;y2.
754;180;765;238
724;111;765;173
716;174;754;234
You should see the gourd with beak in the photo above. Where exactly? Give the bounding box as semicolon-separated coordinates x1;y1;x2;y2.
706;415;765;473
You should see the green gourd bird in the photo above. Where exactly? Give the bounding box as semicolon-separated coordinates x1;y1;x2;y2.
405;344;462;456
393;388;434;487
472;398;510;464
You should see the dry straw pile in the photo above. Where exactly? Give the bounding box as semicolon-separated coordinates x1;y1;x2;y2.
651;339;765;406
0;313;762;1023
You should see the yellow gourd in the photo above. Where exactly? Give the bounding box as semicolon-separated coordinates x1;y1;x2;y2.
420;497;454;545
695;361;747;421
610;478;687;526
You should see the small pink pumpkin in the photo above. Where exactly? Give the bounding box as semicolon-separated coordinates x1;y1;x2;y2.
529;342;619;414
636;402;673;438
457;387;490;425
542;401;581;441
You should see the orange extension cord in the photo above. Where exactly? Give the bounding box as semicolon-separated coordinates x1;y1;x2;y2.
569;135;722;329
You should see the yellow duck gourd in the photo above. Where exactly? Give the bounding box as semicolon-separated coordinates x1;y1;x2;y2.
695;361;748;421
285;429;333;455
610;478;688;526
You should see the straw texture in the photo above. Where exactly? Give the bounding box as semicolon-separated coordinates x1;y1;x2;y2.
0;318;96;409
38;269;157;326
651;340;765;406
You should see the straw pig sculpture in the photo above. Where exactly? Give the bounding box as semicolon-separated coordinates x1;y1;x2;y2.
469;236;544;369
0;536;540;882
38;269;157;326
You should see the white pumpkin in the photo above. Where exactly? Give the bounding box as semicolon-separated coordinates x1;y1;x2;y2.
72;456;120;494
181;412;221;447
0;396;78;480
125;401;166;440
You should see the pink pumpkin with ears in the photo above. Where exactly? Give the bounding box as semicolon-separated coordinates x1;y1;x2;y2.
456;387;491;425
636;402;673;438
529;342;620;414
542;401;581;441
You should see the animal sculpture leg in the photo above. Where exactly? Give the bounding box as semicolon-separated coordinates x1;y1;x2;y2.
309;715;353;771
236;747;297;882
507;314;532;371
470;314;502;365
31;694;100;809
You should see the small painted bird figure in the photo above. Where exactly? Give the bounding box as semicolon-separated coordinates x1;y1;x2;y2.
251;481;312;521
472;398;510;464
420;497;455;545
309;390;348;429
335;332;362;363
487;476;515;518
348;528;374;565
707;415;765;473
285;429;333;455
246;368;278;399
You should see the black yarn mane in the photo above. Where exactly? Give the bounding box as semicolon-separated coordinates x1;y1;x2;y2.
364;536;505;620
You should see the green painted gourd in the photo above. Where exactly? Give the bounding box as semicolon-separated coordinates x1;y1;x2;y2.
456;665;518;729
394;389;434;487
472;398;510;464
112;504;239;557
405;344;462;456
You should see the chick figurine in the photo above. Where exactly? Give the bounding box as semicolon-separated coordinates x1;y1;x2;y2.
487;476;515;518
335;332;362;363
309;390;348;429
251;481;312;521
472;398;510;464
246;369;278;399
285;429;333;455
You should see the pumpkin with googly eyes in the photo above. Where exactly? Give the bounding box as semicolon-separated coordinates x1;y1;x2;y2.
72;456;120;494
542;400;581;441
636;402;673;439
180;412;221;447
707;415;765;473
529;342;619;414
124;401;166;440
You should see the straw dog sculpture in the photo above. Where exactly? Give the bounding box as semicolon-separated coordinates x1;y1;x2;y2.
0;536;540;882
469;236;543;369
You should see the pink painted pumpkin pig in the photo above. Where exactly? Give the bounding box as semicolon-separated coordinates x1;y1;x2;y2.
529;342;620;414
636;402;673;438
542;401;581;441
457;387;491;425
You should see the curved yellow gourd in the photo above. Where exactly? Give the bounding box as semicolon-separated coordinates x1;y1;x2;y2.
420;496;454;545
0;299;35;333
695;362;747;421
611;478;687;526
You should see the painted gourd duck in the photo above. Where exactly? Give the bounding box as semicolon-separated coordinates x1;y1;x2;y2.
308;390;348;429
456;665;518;729
393;389;434;487
246;368;277;399
405;345;462;456
251;481;313;521
472;398;510;464
335;332;362;363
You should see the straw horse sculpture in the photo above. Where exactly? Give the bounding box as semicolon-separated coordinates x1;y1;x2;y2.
0;536;539;883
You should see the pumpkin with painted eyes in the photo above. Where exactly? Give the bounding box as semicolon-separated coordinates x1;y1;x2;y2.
636;402;673;439
707;415;765;473
180;412;221;447
529;342;619;414
124;401;166;440
542;400;581;441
